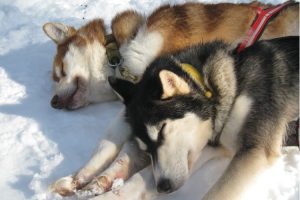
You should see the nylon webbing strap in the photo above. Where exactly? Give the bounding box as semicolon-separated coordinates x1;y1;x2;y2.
237;1;295;53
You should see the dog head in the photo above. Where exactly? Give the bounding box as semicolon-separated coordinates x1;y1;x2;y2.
110;42;236;193
43;19;116;110
109;59;215;193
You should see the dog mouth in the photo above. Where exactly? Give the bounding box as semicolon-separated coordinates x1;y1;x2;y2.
51;77;87;110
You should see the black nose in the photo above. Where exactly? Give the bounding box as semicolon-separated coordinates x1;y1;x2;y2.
157;178;173;193
51;95;63;109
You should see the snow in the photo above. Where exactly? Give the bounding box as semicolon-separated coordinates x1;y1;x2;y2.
0;0;298;200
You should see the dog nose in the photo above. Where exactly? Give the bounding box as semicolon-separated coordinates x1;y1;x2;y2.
157;178;173;193
51;95;63;109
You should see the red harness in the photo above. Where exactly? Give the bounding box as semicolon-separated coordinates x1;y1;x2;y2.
237;1;299;147
237;1;295;53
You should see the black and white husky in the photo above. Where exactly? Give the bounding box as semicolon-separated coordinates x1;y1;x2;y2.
106;36;299;199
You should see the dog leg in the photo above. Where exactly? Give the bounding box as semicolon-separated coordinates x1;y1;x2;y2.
87;145;227;200
80;140;150;196
51;109;132;196
202;148;279;200
90;166;156;200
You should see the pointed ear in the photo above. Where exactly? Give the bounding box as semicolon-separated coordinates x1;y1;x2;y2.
108;76;135;104
43;22;76;44
159;70;190;99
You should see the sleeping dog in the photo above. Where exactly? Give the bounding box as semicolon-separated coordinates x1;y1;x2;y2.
43;2;298;110
45;2;299;198
108;36;299;199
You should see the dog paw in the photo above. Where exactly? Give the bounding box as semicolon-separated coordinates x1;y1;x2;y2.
80;176;112;196
89;169;155;200
50;176;77;196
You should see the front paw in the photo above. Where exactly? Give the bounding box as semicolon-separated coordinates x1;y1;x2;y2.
81;176;112;196
50;173;93;196
50;176;77;196
77;176;125;198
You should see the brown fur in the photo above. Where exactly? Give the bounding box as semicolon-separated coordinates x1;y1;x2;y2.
52;35;86;82
113;2;299;56
261;4;299;39
51;19;106;82
43;23;77;45
78;19;106;45
50;2;299;84
111;10;144;46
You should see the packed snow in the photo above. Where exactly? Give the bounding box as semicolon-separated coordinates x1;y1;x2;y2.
0;0;298;200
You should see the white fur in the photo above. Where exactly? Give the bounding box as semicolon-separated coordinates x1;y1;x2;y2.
51;109;132;195
82;140;149;196
146;125;159;142
55;43;90;98
77;113;216;200
220;94;253;153
43;22;70;44
90;166;156;200
90;145;227;200
148;113;213;190
50;24;164;107
54;65;62;78
78;109;131;176
135;137;148;151
84;41;116;103
120;27;164;76
54;40;117;108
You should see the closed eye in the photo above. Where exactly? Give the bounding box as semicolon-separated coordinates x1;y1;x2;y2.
157;123;166;145
61;63;66;77
52;72;60;82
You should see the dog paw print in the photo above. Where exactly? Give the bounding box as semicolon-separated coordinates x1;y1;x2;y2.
80;3;88;20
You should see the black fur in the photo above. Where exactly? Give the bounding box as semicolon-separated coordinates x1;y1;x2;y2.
110;37;299;155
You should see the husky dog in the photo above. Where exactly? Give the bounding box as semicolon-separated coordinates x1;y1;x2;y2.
47;2;299;198
43;2;298;109
108;36;299;199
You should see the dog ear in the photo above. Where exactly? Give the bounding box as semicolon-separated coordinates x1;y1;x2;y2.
43;22;76;44
108;76;135;104
159;70;190;99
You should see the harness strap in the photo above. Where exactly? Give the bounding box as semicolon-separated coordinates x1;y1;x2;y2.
105;34;122;68
180;63;212;99
237;1;295;53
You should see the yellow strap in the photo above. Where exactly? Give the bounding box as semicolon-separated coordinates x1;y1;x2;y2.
180;63;212;99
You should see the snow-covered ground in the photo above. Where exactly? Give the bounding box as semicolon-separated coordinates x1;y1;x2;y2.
0;0;299;200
